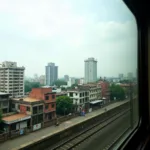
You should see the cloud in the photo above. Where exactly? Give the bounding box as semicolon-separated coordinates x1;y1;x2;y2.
0;0;137;77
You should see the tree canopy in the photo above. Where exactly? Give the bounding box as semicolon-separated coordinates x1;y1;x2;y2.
25;81;41;93
119;80;130;83
53;80;67;87
56;96;73;115
110;84;125;100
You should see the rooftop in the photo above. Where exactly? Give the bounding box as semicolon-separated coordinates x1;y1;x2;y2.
3;113;31;124
13;97;42;102
67;89;88;92
56;92;67;96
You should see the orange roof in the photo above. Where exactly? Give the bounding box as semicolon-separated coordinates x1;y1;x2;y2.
13;97;42;102
3;113;31;124
23;97;41;102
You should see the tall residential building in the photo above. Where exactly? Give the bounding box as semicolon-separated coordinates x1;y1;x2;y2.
64;75;69;82
84;57;97;84
0;61;25;98
45;63;58;86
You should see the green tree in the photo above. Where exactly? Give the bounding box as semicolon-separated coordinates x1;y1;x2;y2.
56;96;73;115
25;81;41;93
110;84;125;100
53;80;67;87
120;80;130;84
71;84;78;89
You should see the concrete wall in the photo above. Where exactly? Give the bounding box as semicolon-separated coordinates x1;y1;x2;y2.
18;102;129;150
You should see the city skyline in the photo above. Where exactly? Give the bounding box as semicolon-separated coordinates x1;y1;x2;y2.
0;0;137;77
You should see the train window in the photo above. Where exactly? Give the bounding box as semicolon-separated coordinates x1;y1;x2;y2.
0;0;138;150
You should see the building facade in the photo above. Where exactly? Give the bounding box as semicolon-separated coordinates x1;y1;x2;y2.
67;77;75;87
11;97;44;129
78;84;101;102
45;63;58;86
64;75;69;82
0;61;25;98
29;88;56;121
11;87;56;129
78;78;85;85
0;92;10;114
84;58;97;84
67;89;89;112
98;81;110;103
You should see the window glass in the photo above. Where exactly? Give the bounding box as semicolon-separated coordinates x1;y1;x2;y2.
0;0;138;149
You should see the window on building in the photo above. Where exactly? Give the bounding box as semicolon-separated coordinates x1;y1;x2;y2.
45;104;49;109
80;99;82;103
27;107;30;112
32;115;38;125
52;103;55;108
39;105;43;113
69;93;73;97
33;107;38;114
80;93;82;97
45;95;49;100
38;114;43;123
52;95;55;99
2;108;7;113
12;103;15;109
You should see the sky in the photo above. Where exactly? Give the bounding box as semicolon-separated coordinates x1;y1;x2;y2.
0;0;137;78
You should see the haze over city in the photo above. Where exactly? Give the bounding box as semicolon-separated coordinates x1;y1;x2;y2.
0;0;137;77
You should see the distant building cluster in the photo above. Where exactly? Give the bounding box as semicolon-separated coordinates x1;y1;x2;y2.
0;59;137;135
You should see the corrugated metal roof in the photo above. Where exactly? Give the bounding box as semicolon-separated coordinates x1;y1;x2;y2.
90;100;103;104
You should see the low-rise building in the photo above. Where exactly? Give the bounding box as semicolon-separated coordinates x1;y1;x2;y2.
11;97;44;130
0;92;10;114
2;113;31;133
67;89;89;112
10;87;56;130
29;88;56;122
98;81;110;103
78;83;101;102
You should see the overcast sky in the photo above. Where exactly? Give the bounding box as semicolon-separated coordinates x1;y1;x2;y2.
0;0;137;78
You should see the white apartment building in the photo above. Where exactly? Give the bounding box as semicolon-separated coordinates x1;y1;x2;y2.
67;77;75;87
67;89;89;112
0;61;25;98
78;83;101;102
78;78;84;85
84;57;97;84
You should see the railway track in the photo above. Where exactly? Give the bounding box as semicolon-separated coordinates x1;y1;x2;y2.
48;109;130;150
